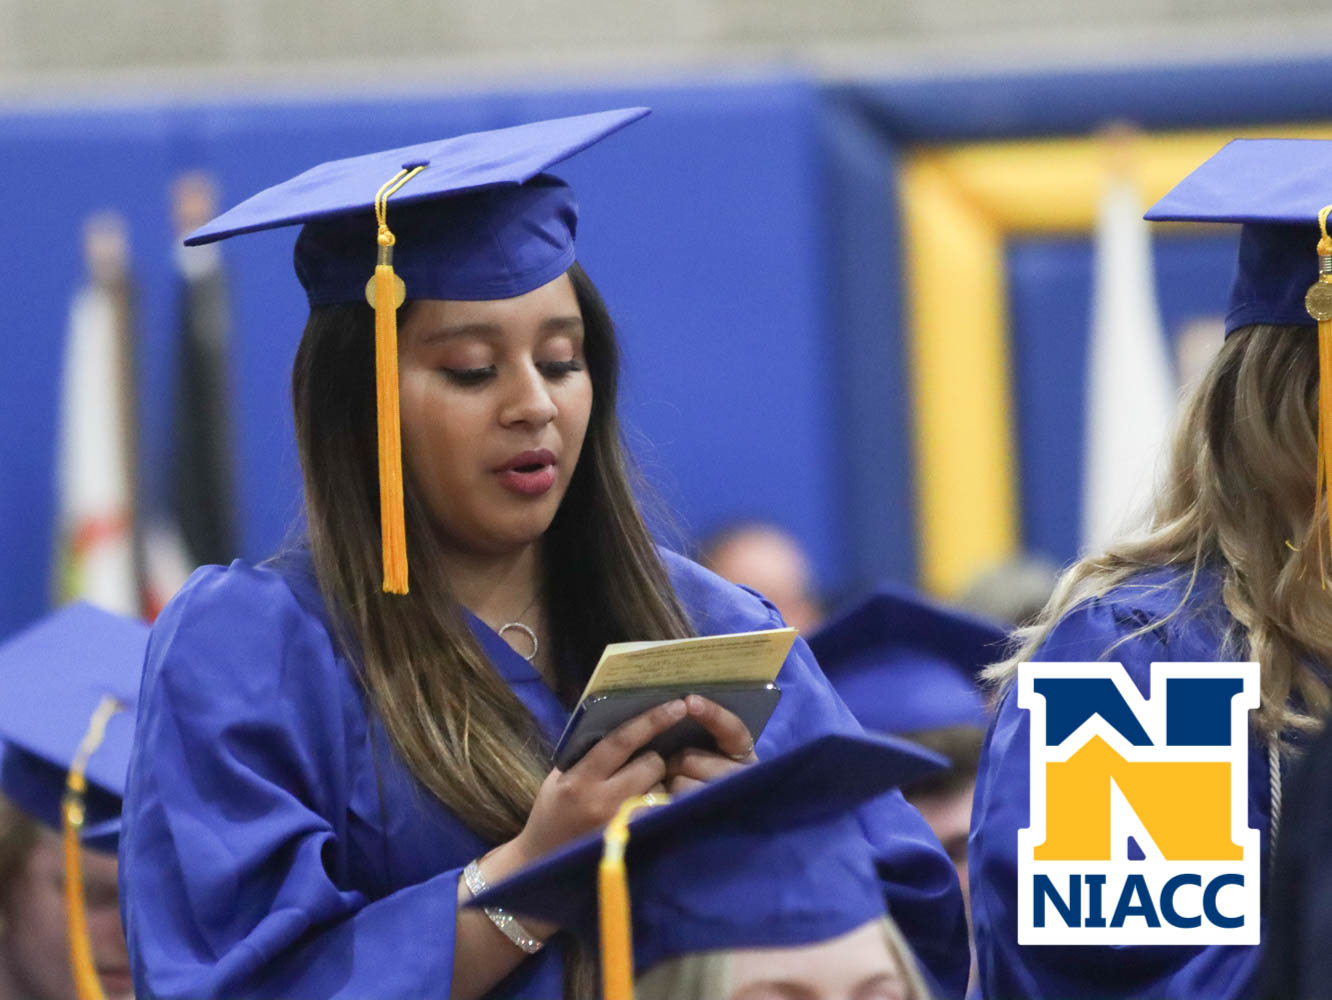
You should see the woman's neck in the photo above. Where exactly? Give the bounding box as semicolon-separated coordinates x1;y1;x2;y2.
438;542;543;628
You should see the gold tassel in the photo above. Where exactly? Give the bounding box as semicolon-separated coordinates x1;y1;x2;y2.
598;794;668;1000
366;166;424;595
1304;206;1332;583
62;695;125;1000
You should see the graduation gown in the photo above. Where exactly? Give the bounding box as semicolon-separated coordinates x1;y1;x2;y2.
121;547;968;999
970;568;1281;1000
1255;710;1332;1000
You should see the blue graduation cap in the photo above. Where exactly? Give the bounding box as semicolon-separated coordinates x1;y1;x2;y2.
807;586;1007;737
0;602;146;851
471;732;944;982
184;107;649;595
1144;137;1332;334
1147;137;1332;561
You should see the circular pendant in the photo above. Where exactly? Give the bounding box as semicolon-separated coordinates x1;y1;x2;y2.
364;273;407;310
1306;280;1332;322
497;621;539;663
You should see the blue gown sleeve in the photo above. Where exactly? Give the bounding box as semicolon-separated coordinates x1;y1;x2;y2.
120;564;462;1000
969;595;1262;1000
745;589;971;1000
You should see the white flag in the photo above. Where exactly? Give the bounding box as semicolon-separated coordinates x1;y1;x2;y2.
1082;176;1176;553
53;213;141;615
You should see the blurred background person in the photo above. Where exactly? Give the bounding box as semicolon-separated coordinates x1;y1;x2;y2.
0;603;145;1000
957;556;1059;629
475;733;941;1000
700;520;825;634
809;588;1008;995
809;588;1007;899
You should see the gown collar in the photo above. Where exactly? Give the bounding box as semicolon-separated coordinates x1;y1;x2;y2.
464;609;568;743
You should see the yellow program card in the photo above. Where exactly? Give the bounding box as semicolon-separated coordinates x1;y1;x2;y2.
581;627;798;698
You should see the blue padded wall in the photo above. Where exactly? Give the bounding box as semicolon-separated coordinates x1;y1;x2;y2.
0;78;848;637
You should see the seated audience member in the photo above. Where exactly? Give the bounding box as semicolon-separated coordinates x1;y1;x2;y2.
0;603;145;1000
700;521;824;633
474;732;944;1000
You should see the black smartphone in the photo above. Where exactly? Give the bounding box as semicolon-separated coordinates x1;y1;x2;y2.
552;682;782;771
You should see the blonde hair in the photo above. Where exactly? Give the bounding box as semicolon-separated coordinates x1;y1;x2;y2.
988;325;1332;740
634;915;933;1000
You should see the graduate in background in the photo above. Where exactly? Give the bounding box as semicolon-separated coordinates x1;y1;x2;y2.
119;111;968;1000
809;588;1007;906
474;733;939;1000
970;139;1332;1000
810;588;1007;998
0;603;145;1000
700;520;824;634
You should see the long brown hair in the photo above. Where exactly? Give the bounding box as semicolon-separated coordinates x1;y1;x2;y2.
291;260;692;837
294;263;693;996
0;796;38;907
989;325;1332;740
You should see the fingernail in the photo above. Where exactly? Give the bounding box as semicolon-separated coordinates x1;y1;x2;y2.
667;699;687;718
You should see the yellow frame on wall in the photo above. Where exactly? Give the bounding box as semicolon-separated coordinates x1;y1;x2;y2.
900;122;1332;597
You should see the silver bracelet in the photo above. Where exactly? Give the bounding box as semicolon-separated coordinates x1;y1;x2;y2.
462;859;545;955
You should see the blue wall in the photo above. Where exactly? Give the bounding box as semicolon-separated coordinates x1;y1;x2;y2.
0;78;850;636
5;58;1331;637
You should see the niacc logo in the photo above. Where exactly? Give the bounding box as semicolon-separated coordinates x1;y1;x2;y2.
1017;662;1260;946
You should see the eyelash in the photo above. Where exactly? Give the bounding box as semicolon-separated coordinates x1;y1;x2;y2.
441;360;584;386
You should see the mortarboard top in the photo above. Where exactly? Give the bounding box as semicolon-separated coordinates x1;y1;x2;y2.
808;586;1007;737
183;107;650;596
0;602;146;851
1144;138;1332;334
184;107;650;304
472;732;944;975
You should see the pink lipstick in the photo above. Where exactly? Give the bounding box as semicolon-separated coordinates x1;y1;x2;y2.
496;449;557;496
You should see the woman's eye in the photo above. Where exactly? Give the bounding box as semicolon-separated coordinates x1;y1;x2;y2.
539;359;584;379
441;366;496;386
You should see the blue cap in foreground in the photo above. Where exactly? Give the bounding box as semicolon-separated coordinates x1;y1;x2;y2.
472;732;944;975
0;603;146;850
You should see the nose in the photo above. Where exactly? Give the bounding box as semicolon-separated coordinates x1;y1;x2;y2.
498;360;558;428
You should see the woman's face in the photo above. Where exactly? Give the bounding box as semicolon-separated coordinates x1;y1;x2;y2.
1;829;132;1000
725;920;913;1000
397;273;593;558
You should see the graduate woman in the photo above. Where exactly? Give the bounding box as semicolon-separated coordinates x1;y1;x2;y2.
969;139;1332;1000
119;110;967;1000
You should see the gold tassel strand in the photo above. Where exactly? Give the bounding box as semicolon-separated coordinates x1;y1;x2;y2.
62;695;125;1000
1304;206;1332;582
366;165;424;594
598;793;668;1000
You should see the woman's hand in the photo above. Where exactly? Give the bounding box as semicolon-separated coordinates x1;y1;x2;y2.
513;698;686;862
663;694;758;796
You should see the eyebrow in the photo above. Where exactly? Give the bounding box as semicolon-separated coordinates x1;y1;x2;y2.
417;315;584;345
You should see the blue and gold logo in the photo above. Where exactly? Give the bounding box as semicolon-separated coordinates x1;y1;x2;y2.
1017;662;1259;945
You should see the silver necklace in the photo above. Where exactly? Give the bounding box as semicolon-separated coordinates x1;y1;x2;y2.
497;591;540;663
